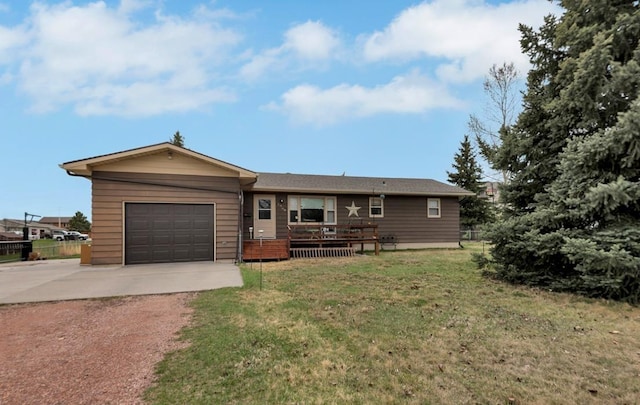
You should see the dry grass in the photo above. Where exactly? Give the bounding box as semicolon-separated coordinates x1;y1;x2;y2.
147;244;640;404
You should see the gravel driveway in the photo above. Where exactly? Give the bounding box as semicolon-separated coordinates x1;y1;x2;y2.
0;293;194;404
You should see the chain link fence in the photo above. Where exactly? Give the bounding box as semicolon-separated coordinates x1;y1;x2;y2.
460;230;485;241
32;241;89;260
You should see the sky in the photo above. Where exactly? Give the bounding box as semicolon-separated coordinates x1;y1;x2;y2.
0;0;561;222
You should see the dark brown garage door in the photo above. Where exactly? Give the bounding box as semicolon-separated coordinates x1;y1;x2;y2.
125;203;214;265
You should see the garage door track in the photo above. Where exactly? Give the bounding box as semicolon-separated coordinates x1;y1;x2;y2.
0;259;243;304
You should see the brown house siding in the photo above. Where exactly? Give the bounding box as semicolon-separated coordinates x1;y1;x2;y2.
91;171;241;265
336;195;460;244
242;193;460;246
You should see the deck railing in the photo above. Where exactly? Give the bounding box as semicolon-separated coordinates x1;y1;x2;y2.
288;223;379;243
288;224;380;255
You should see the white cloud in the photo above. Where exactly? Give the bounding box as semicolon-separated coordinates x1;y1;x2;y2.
362;0;560;83
0;24;27;65
6;1;241;116
72;82;236;117
240;48;281;81
240;20;340;80
284;20;340;60
267;69;463;126
117;0;153;15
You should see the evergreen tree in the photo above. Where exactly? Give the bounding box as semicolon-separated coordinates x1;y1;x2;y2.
488;1;640;302
170;131;185;147
448;135;493;230
68;211;91;233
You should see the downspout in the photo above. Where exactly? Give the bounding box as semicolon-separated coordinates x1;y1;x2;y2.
237;190;244;263
238;176;259;263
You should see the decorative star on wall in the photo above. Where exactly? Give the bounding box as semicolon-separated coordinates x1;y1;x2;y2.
346;201;361;217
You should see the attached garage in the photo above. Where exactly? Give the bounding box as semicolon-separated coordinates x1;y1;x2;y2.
125;203;215;264
60;143;258;265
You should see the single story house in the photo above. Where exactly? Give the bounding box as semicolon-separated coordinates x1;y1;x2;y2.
0;218;62;240
39;216;72;229
61;143;473;265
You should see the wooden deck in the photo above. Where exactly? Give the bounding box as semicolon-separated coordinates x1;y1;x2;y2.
242;224;381;261
242;239;289;261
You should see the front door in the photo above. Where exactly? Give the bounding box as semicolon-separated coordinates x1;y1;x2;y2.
253;195;276;239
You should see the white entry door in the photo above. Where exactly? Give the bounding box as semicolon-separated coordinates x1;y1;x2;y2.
254;195;276;239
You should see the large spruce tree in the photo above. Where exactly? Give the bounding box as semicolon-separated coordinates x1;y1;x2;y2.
448;135;492;230
489;1;640;302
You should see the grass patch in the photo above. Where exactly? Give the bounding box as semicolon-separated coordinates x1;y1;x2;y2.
146;243;640;404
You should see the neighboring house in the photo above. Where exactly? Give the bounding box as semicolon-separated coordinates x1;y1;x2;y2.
39;217;72;229
0;231;22;241
478;182;501;204
0;218;62;240
61;143;473;266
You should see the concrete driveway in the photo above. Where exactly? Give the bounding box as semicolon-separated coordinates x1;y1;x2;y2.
0;259;243;304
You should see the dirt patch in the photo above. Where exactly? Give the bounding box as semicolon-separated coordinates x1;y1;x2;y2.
0;293;194;405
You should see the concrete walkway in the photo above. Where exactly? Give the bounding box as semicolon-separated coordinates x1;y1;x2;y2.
0;259;243;304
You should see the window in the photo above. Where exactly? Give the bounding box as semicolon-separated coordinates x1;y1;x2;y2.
427;198;441;218
369;197;384;218
258;198;271;219
288;196;337;224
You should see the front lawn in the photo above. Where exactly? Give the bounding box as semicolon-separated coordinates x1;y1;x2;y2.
146;244;640;404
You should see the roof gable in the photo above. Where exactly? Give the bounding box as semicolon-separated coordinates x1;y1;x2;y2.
60;143;257;181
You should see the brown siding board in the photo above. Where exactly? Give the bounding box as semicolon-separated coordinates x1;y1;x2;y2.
374;196;460;243
91;171;240;265
242;192;461;247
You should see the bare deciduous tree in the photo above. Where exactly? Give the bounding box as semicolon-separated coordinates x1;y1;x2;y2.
468;62;520;183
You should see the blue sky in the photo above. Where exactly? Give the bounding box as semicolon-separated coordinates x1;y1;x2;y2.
0;0;560;221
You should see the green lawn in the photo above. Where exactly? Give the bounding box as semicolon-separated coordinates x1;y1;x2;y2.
146;244;640;404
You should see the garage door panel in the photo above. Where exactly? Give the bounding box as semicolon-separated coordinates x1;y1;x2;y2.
151;235;171;245
130;219;151;230
172;248;191;261
152;251;171;262
173;234;193;245
128;234;151;244
173;205;193;215
192;205;213;215
174;220;191;230
125;203;214;265
193;219;211;229
151;205;172;215
193;235;211;244
152;219;172;229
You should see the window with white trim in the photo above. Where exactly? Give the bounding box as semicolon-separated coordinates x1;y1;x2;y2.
258;198;271;219
427;198;441;218
369;197;384;218
288;196;337;224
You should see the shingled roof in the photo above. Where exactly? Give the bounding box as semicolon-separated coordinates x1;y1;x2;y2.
251;172;473;197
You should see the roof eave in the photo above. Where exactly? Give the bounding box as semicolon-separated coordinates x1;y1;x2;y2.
250;186;475;197
60;143;258;179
